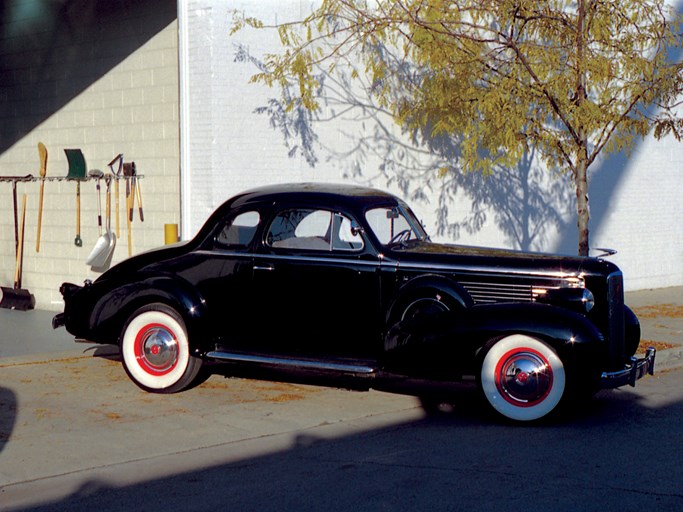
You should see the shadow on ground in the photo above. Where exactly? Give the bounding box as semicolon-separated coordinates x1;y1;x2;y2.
10;368;683;512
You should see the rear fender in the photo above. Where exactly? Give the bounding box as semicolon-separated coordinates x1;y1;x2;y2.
87;275;208;347
384;302;604;375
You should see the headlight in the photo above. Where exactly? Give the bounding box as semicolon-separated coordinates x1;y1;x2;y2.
534;287;595;313
581;288;595;312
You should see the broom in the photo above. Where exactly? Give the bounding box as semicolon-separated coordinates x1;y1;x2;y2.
0;194;35;310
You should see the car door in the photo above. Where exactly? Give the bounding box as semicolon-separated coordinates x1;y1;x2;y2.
197;209;261;346
251;206;383;359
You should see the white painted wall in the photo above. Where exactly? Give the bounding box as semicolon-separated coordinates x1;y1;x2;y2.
180;0;682;291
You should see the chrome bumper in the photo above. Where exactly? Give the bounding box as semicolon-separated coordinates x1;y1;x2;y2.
600;347;656;389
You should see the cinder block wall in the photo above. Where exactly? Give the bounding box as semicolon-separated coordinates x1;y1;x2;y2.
0;1;180;311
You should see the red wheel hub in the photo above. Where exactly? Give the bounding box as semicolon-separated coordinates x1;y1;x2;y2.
494;347;553;408
133;323;179;376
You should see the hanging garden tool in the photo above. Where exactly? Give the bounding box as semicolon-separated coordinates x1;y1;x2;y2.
123;162;135;256
89;168;104;236
134;168;144;222
7;175;33;257
36;142;48;252
107;154;123;238
0;194;35;310
87;175;116;270
64;149;88;247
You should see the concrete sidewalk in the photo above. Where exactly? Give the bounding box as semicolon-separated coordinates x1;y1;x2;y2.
1;286;682;369
621;286;683;371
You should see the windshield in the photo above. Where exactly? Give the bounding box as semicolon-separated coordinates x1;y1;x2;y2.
365;205;428;247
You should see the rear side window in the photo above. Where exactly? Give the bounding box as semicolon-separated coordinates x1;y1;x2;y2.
216;211;260;248
266;209;363;252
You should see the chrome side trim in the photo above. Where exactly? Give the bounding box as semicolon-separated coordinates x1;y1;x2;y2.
397;262;582;280
607;271;625;361
460;277;584;304
205;351;377;375
600;347;655;389
252;253;382;268
195;249;385;269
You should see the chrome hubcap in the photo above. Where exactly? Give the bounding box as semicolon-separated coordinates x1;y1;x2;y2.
140;327;178;372
496;350;553;406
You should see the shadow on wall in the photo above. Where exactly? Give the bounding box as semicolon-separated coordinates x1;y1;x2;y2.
553;150;629;256
234;0;683;257
0;0;176;154
234;44;576;253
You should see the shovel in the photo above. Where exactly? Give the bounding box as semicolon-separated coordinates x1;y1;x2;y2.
64;149;88;247
87;175;117;270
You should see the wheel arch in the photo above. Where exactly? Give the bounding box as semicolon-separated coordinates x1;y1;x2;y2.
469;303;607;373
88;275;209;349
386;274;474;325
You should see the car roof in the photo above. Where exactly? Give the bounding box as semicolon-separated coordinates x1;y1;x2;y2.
228;182;401;210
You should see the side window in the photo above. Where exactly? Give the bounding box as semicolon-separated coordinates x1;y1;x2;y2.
266;209;363;252
267;209;331;250
216;211;260;248
332;213;364;251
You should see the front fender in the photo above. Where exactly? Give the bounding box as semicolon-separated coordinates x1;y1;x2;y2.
85;274;209;346
384;302;605;376
386;274;473;324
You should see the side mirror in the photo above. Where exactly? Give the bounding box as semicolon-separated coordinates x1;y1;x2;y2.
350;221;363;237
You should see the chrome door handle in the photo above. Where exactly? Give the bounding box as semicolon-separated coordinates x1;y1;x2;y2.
253;264;274;271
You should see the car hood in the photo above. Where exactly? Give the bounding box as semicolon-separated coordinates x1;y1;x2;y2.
390;241;617;277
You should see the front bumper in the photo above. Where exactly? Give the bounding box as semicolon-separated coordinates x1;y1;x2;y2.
600;347;656;389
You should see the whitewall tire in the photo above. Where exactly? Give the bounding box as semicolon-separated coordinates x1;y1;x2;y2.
121;304;201;393
480;335;565;422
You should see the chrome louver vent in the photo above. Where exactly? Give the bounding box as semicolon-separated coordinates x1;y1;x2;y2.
460;281;534;304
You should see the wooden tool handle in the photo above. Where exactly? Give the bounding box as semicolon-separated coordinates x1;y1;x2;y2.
36;181;44;252
15;195;27;288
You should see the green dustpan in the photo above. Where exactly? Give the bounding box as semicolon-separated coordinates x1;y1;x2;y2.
64;149;87;179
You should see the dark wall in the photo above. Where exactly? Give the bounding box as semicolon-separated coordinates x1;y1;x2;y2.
0;0;177;154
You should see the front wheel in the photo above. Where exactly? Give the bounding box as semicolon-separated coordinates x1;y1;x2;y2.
479;334;565;422
120;304;202;393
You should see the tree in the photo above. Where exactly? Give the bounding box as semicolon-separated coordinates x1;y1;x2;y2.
233;0;683;255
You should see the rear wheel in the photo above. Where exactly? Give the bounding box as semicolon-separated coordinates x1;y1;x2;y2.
120;303;202;393
479;334;565;422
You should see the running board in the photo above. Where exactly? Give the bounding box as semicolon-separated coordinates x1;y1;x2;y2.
205;351;377;377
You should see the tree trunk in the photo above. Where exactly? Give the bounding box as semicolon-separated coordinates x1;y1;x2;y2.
575;0;590;257
576;157;590;257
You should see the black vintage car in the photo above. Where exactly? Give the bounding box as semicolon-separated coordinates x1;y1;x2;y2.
54;183;655;421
